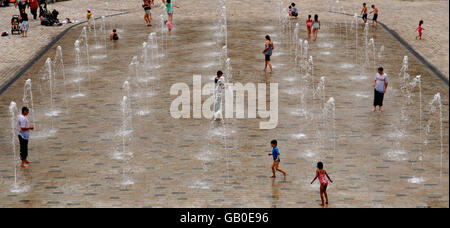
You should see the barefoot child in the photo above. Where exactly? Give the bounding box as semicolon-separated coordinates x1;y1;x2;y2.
268;140;287;178
369;4;378;27
110;28;119;41
312;14;320;41
360;3;368;24
306;15;313;39
311;162;333;206
416;20;424;40
86;9;92;28
165;20;172;35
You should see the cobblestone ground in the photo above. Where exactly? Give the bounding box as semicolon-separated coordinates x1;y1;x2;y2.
0;0;448;208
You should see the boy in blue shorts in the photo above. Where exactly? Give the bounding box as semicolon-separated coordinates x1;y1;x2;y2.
268;140;287;178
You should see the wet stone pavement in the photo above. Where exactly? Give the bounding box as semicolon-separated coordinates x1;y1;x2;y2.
0;0;448;207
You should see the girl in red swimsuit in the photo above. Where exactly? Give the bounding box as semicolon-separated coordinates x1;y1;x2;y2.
311;162;333;207
416;20;424;40
306;15;313;40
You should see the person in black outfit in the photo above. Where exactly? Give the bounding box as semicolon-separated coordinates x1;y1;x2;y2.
16;0;28;14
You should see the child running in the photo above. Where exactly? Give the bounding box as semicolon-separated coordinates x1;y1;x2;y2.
312;14;320;41
268;140;287;178
311;162;333;207
416;20;424;40
306;15;313;40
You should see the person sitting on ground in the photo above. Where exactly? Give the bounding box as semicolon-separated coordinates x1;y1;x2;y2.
291;3;298;18
288;5;292;17
40;12;52;26
11;16;20;30
110;28;119;41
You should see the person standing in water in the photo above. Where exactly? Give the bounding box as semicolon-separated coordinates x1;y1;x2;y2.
142;0;152;26
164;0;179;22
18;107;34;168
372;67;389;112
360;3;368;24
268;140;287;178
312;14;320;41
311;162;333;207
369;4;379;27
263;35;274;73
306;15;313;40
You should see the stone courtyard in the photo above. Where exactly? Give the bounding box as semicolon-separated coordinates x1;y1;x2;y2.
0;0;448;208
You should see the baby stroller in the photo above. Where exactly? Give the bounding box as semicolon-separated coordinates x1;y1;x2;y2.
11;15;21;35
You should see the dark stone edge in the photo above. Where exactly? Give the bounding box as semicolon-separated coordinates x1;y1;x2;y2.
329;11;449;86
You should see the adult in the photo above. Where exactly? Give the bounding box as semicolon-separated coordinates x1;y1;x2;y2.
372;67;389;112
15;0;28;14
312;14;320;41
29;0;39;20
262;35;274;73
18;107;34;168
20;9;29;37
142;0;152;26
38;0;47;17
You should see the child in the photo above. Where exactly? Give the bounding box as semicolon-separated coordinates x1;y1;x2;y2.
11;17;19;30
360;3;368;24
369;4;378;27
110;28;119;41
306;15;313;39
143;0;152;26
311;162;333;207
165;0;179;22
416;20;424;40
86;9;92;28
268;140;287;178
312;14;320;41
165;20;172;35
288;5;292;17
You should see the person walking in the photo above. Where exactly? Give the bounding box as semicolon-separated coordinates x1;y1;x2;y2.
16;0;29;14
29;0;38;20
312;14;320;41
18;107;34;168
263;34;274;73
306;15;313;40
372;67;389;112
20;9;29;37
142;0;152;26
